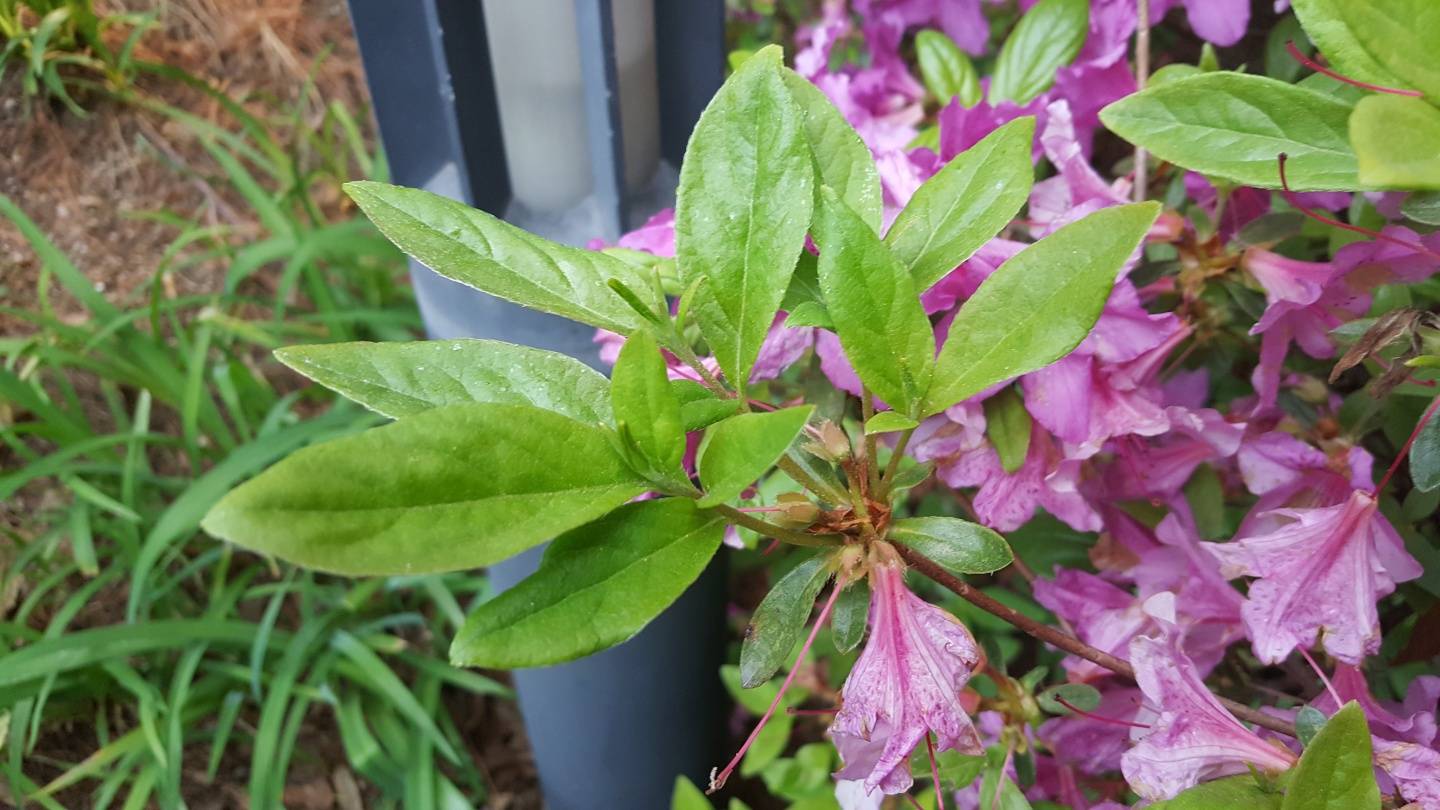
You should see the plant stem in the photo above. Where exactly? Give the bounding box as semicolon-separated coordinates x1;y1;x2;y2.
1376;394;1440;494
777;452;849;506
859;389;879;494
712;504;841;547
1133;0;1150;203
669;339;728;398
879;426;915;497
895;544;1300;739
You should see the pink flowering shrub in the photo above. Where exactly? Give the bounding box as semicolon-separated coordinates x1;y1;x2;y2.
206;1;1440;807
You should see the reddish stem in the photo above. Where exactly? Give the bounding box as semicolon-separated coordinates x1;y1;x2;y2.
1376;394;1440;494
709;579;845;793
1285;42;1422;97
925;731;947;810
1276;154;1440;263
1055;697;1151;730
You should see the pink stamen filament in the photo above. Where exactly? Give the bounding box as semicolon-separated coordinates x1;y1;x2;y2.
709;579;846;793
1056;697;1151;730
1298;647;1344;708
1285;42;1422;98
1276;154;1440;264
1376;394;1440;494
904;794;925;810
925;731;947;810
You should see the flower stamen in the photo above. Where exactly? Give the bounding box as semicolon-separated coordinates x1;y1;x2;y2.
1285;42;1422;98
709;578;846;793
925;731;947;810
1276;154;1440;264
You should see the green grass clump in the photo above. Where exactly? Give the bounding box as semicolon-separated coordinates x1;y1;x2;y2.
0;72;509;808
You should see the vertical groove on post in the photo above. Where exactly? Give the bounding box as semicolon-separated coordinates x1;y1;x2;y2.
575;0;627;238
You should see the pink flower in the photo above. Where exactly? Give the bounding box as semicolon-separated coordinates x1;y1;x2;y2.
1121;600;1298;800
1149;0;1249;46
1034;568;1156;682
1313;664;1440;747
1373;740;1440;810
1206;490;1423;665
1101;407;1243;500
831;544;983;795
1029;100;1132;236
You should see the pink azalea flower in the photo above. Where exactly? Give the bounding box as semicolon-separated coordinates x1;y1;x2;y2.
1206;490;1423;665
1373;740;1440;810
1184;174;1271;242
831;544;984;795
1121;599;1298;800
1034;569;1153;682
858;0;993;56
1029;100;1132;236
1149;0;1249;46
1102;406;1244;500
1312;664;1440;748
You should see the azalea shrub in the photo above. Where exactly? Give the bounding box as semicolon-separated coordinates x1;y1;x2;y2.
203;0;1440;808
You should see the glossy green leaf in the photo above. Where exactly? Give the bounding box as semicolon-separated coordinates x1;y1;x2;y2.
1351;95;1440;190
1281;702;1379;810
785;301;834;329
202;403;647;575
450;499;723;668
721;664;811;715
1151;775;1282;810
989;0;1088;105
676;45;814;390
612;330;687;478
887;117;1036;291
889;516;1013;574
344;181;658;333
1402;191;1440;226
815;186;935;415
697;406;815;508
1100;74;1359;190
275;339;613;424
740;553;834;688
979;746;1034;810
1295;706;1328;746
924;203;1160;415
1411;401;1440;492
1037;683;1101;715
672;379;743;431
984;388;1032;474
782;67;883;232
1292;0;1440;101
865;411;919;435
831;578;870;653
916;29;981;107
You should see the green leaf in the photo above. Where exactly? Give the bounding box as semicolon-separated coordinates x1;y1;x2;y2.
831;578;869;653
671;776;711;810
887;117;1036;291
983;388;1032;474
1281;702;1378;810
450;499;723;668
739;554;834;688
202;403;647;575
782;67;883;232
815;186;935;415
924;203;1160;415
612;330;687;479
979;747;1034;810
1350;94;1440;190
344;181;658;333
697;406;815;508
785;301;835;329
865;411;920;435
916;29;981;107
1151;775;1282;810
1402;191;1440;225
720;664;811;715
1411;401;1440;492
676;45;814;391
275;339;613;424
988;0;1088;105
1036;683;1101;715
672;379;744;431
908;748;986;791
1295;706;1328;746
889;516;1013;574
1292;0;1440;101
1099;74;1360;190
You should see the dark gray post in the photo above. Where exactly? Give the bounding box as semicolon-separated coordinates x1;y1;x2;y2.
345;1;728;806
